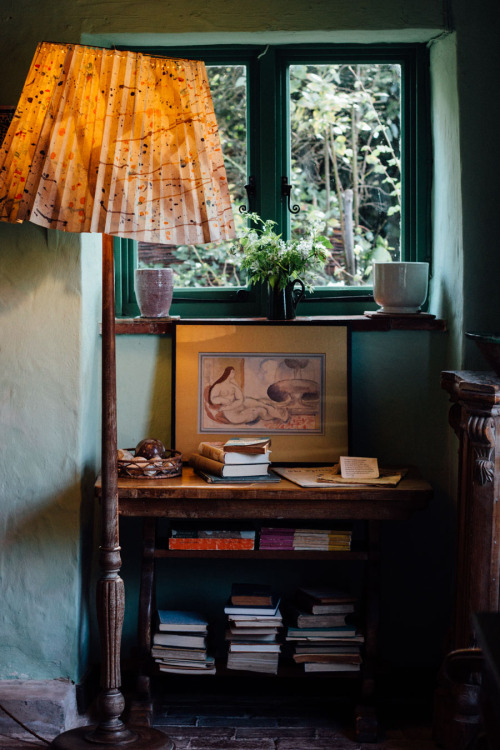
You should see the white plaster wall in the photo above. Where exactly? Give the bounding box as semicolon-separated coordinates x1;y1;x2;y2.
452;0;500;367
0;0;446;102
0;224;100;680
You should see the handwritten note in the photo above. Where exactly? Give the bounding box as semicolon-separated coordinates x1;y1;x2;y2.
340;456;379;480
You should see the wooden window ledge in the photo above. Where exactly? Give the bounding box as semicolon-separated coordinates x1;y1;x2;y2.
111;315;447;335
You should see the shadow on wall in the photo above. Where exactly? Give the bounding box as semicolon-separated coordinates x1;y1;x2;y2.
0;221;82;315
0;474;98;681
79;462;101;673
430;276;464;371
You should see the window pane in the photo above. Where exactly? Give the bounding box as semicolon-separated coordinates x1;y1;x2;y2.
289;63;401;287
138;64;247;287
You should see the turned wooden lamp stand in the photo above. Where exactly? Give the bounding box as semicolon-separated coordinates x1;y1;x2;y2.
51;236;173;750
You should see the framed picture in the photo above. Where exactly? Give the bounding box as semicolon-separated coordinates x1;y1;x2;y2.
172;322;350;463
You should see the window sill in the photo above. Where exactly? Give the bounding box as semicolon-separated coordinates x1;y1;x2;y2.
112;315;447;335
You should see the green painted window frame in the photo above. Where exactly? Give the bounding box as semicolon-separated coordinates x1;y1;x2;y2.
115;43;431;319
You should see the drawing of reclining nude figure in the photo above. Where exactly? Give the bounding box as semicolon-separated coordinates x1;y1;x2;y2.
201;355;323;431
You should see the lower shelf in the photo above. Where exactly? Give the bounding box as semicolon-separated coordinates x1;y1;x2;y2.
151;656;363;680
154;545;369;560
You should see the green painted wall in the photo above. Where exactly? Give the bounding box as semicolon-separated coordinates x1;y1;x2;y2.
452;0;500;367
429;32;463;368
1;0;498;688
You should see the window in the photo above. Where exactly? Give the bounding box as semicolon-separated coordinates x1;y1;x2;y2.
115;44;430;318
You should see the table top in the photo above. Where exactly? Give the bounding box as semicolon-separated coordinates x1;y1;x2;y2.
95;467;432;521
441;370;500;403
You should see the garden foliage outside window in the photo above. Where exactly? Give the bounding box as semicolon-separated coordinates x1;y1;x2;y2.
115;44;430;317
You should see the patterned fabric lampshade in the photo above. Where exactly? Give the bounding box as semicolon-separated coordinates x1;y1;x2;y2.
0;41;235;244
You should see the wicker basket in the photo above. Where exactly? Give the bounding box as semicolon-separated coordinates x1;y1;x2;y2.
117;448;182;479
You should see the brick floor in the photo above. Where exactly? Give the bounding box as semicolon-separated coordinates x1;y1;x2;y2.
151;692;438;750
0;691;439;750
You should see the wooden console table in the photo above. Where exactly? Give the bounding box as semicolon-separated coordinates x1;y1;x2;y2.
95;467;432;742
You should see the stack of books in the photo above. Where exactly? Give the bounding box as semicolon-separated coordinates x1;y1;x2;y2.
258;527;352;551
191;438;276;483
285;587;363;673
169;529;256;550
151;610;215;674
293;528;352;551
259;527;295;550
225;583;283;674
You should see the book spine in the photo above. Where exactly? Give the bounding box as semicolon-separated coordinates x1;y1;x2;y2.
169;538;255;550
191;454;225;476
296;616;347;627
293;654;362;664
224;441;270;454
199;443;226;462
199;443;270;465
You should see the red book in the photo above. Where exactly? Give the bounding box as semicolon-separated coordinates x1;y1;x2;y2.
169;538;255;550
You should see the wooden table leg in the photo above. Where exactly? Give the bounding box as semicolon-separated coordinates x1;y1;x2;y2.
129;517;157;727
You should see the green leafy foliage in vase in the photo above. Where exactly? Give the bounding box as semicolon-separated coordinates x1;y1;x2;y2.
232;213;332;292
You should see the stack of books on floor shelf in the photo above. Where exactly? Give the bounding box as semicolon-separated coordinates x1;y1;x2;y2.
259;527;352;551
168;529;256;550
151;610;215;674
285;587;363;673
225;583;283;674
190;437;275;483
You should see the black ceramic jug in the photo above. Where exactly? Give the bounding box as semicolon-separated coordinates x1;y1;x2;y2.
267;278;305;320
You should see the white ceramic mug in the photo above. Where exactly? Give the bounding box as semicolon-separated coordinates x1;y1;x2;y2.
373;262;429;314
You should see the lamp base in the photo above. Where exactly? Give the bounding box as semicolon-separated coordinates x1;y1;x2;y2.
49;725;174;750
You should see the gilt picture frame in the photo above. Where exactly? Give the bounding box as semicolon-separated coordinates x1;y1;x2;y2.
172;322;350;464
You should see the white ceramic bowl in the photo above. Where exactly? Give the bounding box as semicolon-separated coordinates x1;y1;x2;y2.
373;262;429;314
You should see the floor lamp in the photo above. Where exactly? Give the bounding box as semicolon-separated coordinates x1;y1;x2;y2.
0;41;235;750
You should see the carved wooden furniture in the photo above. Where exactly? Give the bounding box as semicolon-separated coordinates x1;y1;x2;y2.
95;466;432;742
441;371;500;650
433;372;500;750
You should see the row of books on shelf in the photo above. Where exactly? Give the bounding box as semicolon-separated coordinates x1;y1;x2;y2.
168;527;352;551
151;583;363;676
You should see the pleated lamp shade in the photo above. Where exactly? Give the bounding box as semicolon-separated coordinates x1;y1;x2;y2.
0;41;235;245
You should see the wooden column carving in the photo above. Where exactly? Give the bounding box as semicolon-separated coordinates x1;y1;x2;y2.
467;415;495;485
